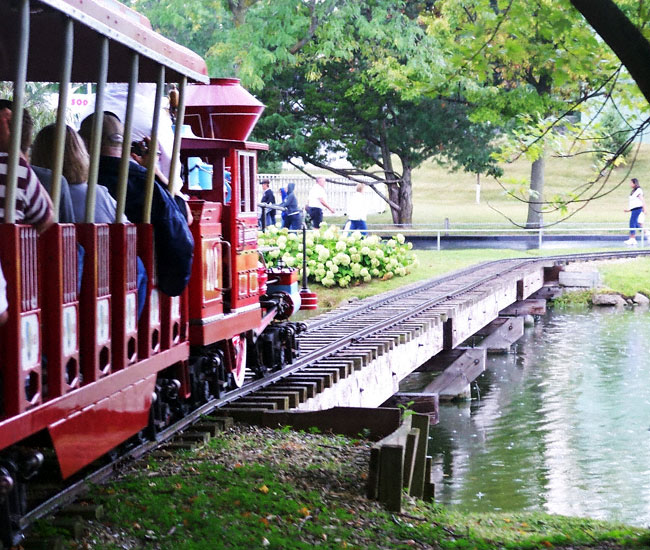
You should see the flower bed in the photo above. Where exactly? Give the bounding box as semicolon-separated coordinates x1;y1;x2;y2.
258;224;418;287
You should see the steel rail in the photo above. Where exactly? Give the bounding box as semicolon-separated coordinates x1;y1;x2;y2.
18;248;650;533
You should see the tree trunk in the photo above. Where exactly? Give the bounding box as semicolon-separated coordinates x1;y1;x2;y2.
526;156;545;229
379;119;401;224
388;184;400;224
398;164;413;226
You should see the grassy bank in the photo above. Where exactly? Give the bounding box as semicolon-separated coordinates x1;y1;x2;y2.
308;247;647;311
293;144;650;227
43;426;650;550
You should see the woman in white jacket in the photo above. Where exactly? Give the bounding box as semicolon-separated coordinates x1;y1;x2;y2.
624;178;645;246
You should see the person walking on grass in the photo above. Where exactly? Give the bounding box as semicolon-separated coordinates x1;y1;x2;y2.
307;176;335;229
346;183;368;235
624;178;645;246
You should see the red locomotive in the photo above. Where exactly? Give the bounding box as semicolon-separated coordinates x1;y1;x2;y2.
0;0;302;545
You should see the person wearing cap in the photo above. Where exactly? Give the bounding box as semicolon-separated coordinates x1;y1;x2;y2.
0;105;53;233
79;112;194;297
259;179;275;228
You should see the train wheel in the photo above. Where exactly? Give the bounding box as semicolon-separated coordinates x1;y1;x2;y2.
229;334;247;388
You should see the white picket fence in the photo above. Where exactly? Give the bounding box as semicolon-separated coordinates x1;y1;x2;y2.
257;174;387;217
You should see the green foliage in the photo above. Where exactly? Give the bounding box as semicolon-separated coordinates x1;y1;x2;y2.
592;103;635;165
551;289;595;309
396;400;415;421
259;223;417;288
0;82;57;140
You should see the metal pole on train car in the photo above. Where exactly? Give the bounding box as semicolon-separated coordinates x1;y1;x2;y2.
50;17;74;223
3;0;30;223
142;66;165;224
85;37;110;223
167;76;186;195
115;53;139;224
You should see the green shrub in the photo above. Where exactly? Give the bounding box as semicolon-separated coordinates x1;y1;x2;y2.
259;223;418;288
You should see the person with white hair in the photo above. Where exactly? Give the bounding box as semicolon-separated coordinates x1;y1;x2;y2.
346;183;368;235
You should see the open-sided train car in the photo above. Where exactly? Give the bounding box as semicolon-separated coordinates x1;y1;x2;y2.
0;0;301;545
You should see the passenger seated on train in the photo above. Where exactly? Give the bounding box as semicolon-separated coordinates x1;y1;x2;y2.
0;106;53;233
0;262;7;326
32;124;123;224
0;99;75;223
79;112;194;297
32;123;148;318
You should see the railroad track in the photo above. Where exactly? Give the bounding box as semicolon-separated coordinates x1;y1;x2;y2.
19;248;650;540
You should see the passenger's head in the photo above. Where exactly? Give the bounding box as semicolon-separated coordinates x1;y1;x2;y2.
287;182;296;193
316;176;326;187
261;179;270;190
32;124;89;184
78;111;124;156
0;98;34;154
356;183;365;193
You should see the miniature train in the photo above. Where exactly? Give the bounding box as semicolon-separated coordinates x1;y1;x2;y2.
0;0;304;545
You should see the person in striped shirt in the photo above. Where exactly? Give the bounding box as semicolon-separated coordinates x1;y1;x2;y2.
0;106;53;232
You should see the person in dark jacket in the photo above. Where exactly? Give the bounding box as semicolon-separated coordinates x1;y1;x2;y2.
79;112;194;297
259;179;276;228
279;182;302;230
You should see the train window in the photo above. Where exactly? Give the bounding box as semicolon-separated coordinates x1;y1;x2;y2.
238;152;256;214
248;155;256;213
239;154;248;212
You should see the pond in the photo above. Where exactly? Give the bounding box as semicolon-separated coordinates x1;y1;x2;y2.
418;308;650;526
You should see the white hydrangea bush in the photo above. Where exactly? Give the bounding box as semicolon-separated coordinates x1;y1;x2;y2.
258;223;418;288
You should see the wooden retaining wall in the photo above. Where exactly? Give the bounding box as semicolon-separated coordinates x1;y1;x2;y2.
367;413;434;512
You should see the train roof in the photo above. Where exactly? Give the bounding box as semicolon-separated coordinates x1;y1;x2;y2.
0;0;209;84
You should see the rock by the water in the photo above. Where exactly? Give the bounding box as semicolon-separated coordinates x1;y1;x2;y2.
591;293;626;307
633;292;650;306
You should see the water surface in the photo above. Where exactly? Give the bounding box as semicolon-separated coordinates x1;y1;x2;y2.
422;308;650;526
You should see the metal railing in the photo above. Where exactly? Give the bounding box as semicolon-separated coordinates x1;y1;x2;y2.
361;225;649;250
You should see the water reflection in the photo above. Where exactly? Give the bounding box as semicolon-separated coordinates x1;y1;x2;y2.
425;309;650;526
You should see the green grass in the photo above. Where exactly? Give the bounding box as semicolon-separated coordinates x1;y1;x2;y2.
599;257;650;297
45;429;650;550
308;247;629;310
298;145;650;227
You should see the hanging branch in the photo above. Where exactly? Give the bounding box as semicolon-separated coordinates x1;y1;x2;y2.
286;158;401;211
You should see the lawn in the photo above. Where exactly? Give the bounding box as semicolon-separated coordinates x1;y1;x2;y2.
290;144;650;227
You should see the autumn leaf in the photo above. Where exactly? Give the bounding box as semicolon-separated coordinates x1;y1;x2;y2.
298;506;310;517
259;485;270;494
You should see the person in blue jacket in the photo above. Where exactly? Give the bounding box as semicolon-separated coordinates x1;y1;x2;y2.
279;182;302;230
